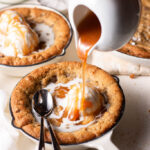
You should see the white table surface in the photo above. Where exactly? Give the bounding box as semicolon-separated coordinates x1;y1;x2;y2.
0;1;149;150
0;38;150;150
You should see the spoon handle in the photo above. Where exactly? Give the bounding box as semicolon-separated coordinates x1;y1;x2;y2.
46;119;61;150
39;117;45;150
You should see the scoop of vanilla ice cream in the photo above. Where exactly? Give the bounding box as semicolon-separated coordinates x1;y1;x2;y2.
84;86;104;115
66;83;103;116
0;10;39;57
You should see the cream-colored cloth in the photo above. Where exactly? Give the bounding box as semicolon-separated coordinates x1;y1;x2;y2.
0;90;18;150
88;50;150;76
38;0;68;12
0;90;38;150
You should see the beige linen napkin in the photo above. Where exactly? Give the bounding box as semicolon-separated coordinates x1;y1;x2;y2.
88;50;150;76
38;0;68;12
0;90;38;150
0;90;19;150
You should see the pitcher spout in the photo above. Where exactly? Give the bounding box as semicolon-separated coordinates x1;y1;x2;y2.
68;0;140;52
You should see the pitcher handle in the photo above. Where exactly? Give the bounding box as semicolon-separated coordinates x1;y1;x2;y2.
83;131;118;150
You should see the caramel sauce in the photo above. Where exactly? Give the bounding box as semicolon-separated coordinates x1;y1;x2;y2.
77;12;101;112
13;23;27;56
54;86;70;98
1;12;28;56
56;109;68;123
56;85;80;122
83;100;93;109
12;43;18;57
77;12;101;60
55;12;101;122
58;12;101;121
56;105;80;122
68;109;80;121
68;85;80;121
0;11;38;57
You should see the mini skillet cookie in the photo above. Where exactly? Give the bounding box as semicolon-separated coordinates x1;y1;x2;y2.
0;7;71;66
10;62;124;144
118;0;150;58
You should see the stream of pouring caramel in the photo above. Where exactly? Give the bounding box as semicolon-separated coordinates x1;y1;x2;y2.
55;11;101;122
77;11;101;112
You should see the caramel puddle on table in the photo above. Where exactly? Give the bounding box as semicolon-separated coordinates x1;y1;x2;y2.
76;11;101;117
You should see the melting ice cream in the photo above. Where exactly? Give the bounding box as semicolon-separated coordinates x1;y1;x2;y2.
44;78;105;132
0;10;39;57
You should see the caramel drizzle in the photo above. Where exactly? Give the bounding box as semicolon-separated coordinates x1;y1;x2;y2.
56;12;101;121
54;86;70;98
77;12;101;114
0;11;38;56
50;12;101;123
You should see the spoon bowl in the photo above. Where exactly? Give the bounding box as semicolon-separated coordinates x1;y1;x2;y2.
33;89;53;117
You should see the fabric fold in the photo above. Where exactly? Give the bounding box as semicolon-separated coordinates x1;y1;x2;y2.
88;50;150;76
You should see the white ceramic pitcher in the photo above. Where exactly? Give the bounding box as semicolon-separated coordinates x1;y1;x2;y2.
68;0;141;54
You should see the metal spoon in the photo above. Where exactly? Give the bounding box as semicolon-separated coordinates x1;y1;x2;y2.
33;89;61;150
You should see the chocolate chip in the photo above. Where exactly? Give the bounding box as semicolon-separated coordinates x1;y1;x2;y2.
49;75;57;83
28;22;36;29
38;41;46;49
